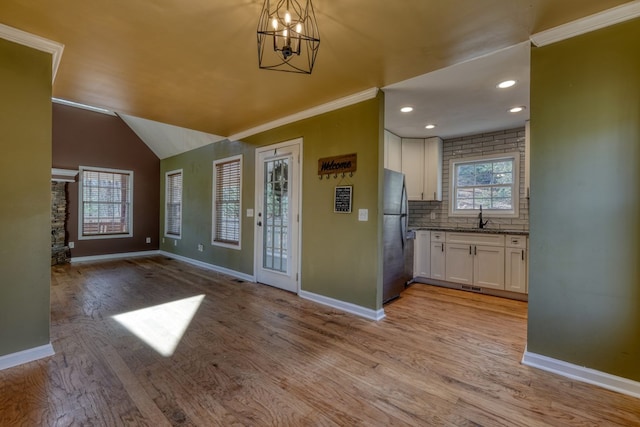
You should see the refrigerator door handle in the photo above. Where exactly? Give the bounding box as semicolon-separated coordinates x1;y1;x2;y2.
400;214;407;250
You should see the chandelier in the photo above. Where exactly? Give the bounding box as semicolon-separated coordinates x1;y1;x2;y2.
257;0;320;74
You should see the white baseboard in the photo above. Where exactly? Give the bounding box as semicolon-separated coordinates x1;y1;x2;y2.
299;290;386;321
0;343;55;371
522;348;640;399
71;250;161;263
159;251;255;283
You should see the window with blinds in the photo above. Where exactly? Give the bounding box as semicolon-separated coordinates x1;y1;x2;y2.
79;166;133;239
165;169;183;238
212;155;242;249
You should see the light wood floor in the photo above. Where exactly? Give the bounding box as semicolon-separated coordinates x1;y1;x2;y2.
1;256;639;426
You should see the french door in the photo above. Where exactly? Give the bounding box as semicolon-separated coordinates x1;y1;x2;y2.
255;139;301;292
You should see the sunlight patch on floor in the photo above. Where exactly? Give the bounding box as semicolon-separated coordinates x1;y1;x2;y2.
112;294;205;357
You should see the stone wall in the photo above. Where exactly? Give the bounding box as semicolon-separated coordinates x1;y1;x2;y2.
51;181;70;265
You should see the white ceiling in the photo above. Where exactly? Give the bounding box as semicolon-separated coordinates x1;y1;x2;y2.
118;114;226;160
383;41;531;139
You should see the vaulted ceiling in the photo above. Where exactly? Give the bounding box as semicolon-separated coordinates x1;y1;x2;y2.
0;0;634;140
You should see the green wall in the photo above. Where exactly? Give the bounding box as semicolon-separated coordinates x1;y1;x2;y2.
528;19;640;381
0;39;52;356
161;94;384;310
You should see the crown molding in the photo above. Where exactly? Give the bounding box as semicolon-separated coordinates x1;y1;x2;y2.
530;1;640;47
0;23;64;82
51;168;79;182
228;87;379;142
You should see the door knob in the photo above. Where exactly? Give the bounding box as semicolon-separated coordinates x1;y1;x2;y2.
257;221;262;227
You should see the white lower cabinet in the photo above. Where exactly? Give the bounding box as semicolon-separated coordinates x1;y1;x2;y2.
444;243;474;285
413;230;431;278
505;235;528;293
429;232;446;280
413;230;527;295
473;245;505;290
445;243;504;289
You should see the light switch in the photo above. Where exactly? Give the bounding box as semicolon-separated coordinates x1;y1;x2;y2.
247;209;254;217
358;209;368;221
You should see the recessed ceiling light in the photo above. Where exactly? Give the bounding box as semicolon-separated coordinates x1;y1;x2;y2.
509;106;526;113
497;80;517;89
400;106;414;113
425;124;436;129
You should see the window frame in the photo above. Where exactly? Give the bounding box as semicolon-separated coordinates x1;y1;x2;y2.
164;169;183;239
212;155;242;250
449;152;520;218
78;165;134;240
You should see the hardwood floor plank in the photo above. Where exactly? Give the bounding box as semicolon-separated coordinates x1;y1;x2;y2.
1;257;639;426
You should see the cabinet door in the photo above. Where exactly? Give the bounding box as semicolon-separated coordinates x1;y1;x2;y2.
445;243;473;285
430;241;446;280
423;137;443;201
474;245;505;289
401;138;424;200
413;231;430;278
505;247;527;293
385;131;402;172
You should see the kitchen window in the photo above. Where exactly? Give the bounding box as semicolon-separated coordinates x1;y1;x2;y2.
165;169;183;238
79;166;133;239
449;153;519;217
212;155;242;249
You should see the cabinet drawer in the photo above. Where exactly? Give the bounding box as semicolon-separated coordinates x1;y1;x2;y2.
446;232;505;247
431;231;445;242
506;235;527;249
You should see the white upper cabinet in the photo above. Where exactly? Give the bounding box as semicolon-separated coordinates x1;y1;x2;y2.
424;137;443;201
384;130;402;172
401;137;442;201
401;138;424;200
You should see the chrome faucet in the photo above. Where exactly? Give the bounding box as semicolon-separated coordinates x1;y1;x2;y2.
478;205;489;229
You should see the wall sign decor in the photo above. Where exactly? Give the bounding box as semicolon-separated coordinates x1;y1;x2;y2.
318;153;357;179
334;185;353;213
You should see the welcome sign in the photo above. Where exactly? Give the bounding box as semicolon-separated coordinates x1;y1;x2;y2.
317;153;357;176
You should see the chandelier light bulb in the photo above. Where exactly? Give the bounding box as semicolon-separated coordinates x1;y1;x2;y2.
285;11;291;24
272;18;278;30
296;23;302;34
283;29;288;38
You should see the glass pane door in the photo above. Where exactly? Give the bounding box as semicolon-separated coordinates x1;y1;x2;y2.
263;157;289;273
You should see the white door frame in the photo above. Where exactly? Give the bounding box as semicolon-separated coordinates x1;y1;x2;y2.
254;138;303;293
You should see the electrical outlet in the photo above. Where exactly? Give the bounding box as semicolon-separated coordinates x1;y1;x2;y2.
174;240;178;246
68;241;75;249
145;237;151;243
358;209;368;221
430;212;436;220
197;244;204;252
162;238;165;244
247;209;254;217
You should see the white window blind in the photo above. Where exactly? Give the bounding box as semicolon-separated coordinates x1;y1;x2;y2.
80;167;133;238
213;156;242;247
165;170;182;237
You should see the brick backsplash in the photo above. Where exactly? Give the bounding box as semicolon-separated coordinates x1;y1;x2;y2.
408;127;529;231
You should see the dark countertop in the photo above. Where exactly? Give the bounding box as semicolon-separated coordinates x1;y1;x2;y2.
412;227;529;236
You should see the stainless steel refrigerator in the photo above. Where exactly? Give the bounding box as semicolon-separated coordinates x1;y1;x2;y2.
383;169;412;303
